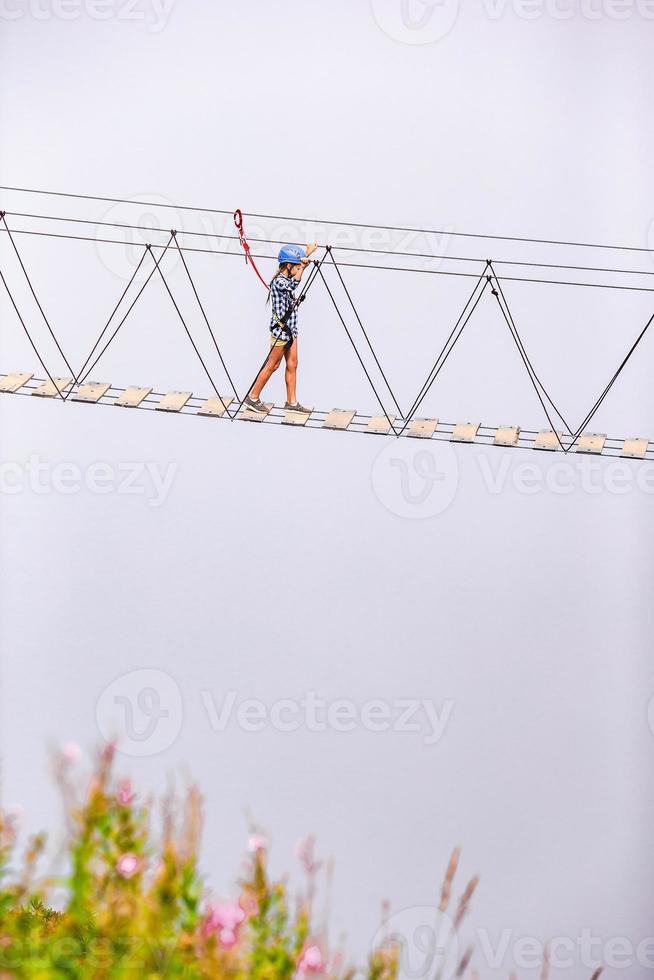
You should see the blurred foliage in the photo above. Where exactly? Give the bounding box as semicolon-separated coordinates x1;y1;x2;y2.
0;744;399;979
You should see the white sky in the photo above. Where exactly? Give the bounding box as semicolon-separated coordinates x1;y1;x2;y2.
1;2;654;976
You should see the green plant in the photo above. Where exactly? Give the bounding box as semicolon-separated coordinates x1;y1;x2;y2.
0;744;399;979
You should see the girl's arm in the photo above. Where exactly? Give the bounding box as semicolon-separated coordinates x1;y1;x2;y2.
294;243;318;281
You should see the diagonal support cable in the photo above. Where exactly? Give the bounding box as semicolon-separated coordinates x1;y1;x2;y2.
488;276;567;451
398;269;491;435
317;254;398;436
172;233;240;401
325;248;404;419
150;252;231;417
0;265;65;398
489;265;654;453
1;212;77;379
488;286;565;452
566;307;654;451
73;236;174;392
74;245;149;385
401;263;490;430
488;263;573;438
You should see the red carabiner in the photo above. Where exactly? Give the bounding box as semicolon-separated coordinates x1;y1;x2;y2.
234;207;270;291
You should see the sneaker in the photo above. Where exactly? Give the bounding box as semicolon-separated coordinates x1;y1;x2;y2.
244;396;267;413
284;401;312;415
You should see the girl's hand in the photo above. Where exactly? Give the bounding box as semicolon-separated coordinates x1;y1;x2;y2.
306;242;318;257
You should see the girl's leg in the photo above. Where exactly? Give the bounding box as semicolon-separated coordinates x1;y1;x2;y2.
250;342;285;399
284;338;298;404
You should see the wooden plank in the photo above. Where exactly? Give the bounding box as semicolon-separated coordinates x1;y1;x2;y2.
407;418;438;439
241;401;273;422
494;425;520;447
283;406;313;426
366;414;396;435
115;386;152;408
451;422;480;443
534;430;563;451
0;372;33;393
72;382;111;403
621;437;649;459
156;391;192;412
323;409;356;430
198;396;234;417
32;377;73;398
577;432;607;455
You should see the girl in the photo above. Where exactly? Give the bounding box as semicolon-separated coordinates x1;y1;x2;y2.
244;242;317;414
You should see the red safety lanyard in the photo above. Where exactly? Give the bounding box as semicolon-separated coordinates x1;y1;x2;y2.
234;209;270;291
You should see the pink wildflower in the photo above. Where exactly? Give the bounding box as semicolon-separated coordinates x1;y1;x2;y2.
248;833;267;853
202;901;246;948
240;892;258;917
116;853;140;879
295;836;322;875
116;779;135;806
62;743;81;765
297;943;326;976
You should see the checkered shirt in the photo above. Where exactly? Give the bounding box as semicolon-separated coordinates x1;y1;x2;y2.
269;272;301;340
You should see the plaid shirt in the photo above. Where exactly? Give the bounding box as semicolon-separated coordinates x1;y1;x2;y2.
269;272;301;340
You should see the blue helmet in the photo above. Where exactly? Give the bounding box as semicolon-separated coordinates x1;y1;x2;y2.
278;244;306;265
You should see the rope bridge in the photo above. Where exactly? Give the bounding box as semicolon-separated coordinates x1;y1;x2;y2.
0;185;652;460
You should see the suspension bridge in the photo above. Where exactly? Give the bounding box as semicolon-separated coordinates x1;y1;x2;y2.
0;185;652;460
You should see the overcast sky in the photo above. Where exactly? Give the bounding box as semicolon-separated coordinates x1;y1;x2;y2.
1;2;654;977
